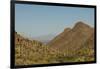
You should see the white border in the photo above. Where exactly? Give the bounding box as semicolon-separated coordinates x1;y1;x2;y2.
0;0;99;69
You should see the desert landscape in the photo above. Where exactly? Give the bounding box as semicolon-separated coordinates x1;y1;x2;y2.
15;21;95;65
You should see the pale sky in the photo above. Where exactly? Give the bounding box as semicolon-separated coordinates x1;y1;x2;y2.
15;4;94;38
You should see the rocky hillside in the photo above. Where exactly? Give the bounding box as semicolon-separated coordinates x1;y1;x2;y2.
48;21;94;61
15;32;61;65
15;21;95;65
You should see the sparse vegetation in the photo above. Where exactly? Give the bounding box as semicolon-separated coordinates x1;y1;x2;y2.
15;22;95;65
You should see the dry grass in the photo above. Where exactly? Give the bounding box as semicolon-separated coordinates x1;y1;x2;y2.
15;22;95;65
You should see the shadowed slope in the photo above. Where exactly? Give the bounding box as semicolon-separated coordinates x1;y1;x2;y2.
48;21;94;56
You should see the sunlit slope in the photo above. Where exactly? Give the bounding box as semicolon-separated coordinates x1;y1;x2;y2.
15;21;95;65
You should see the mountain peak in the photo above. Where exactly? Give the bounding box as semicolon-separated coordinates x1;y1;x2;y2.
73;21;92;30
75;21;88;27
64;28;71;32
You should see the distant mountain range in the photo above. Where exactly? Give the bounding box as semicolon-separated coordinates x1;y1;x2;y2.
32;34;57;44
15;21;95;65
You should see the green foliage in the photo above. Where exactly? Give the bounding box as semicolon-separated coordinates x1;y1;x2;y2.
15;33;94;65
15;43;94;65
